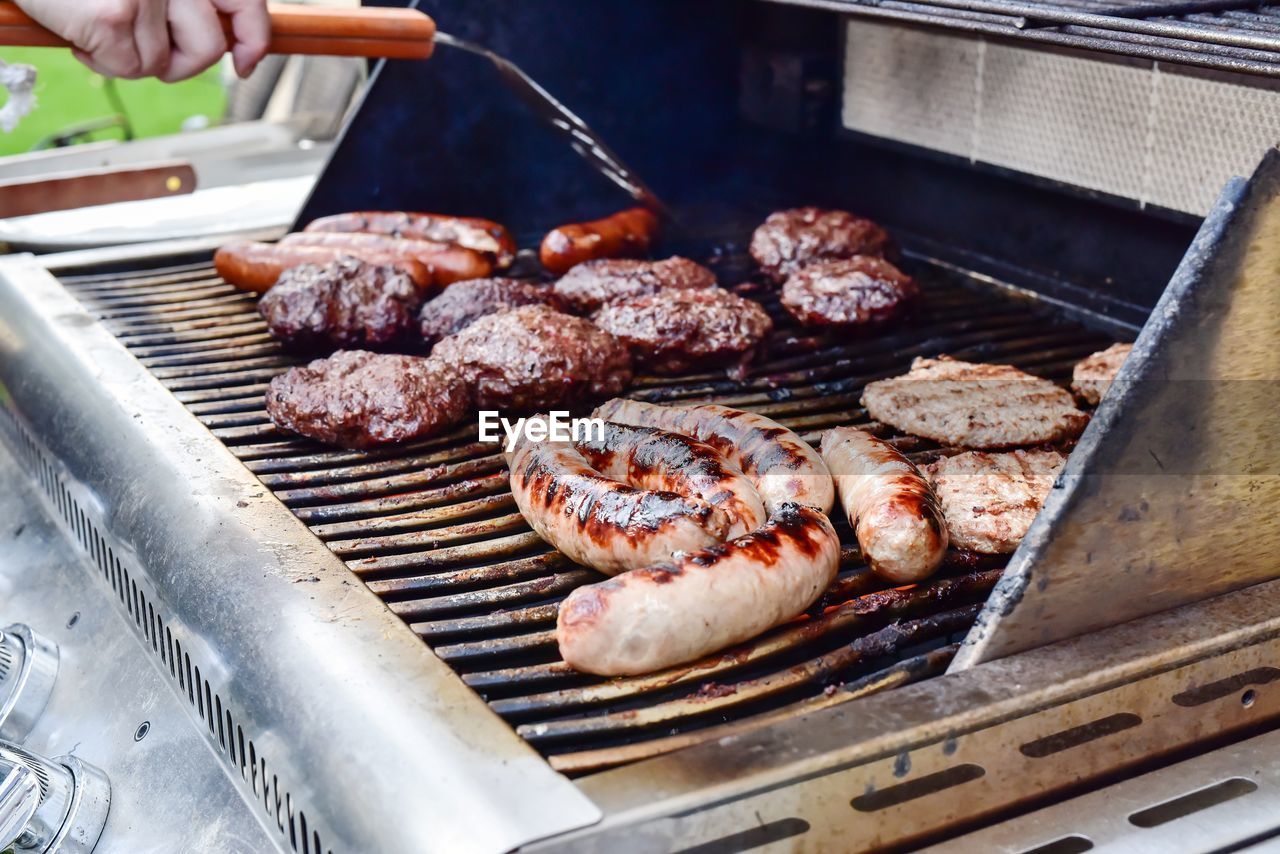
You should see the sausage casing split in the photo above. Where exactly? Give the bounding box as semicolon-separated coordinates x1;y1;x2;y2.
214;241;430;293
593;399;835;514
557;503;840;675
539;207;660;276
576;422;766;539
303;211;517;268
279;232;493;286
506;417;730;576
820;427;947;583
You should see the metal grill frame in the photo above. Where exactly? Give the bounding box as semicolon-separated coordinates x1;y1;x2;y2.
0;234;1276;850
765;0;1280;76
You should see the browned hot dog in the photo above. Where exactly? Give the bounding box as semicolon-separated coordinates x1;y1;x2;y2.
506;416;730;576
279;232;493;286
213;241;430;293
539;207;659;275
558;503;840;675
820;427;947;583
304;211;517;268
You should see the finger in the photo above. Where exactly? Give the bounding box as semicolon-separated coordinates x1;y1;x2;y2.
80;2;146;79
71;48;112;78
133;0;172;78
161;0;227;82
210;0;271;78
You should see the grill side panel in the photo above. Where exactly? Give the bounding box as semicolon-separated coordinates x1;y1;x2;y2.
0;254;603;854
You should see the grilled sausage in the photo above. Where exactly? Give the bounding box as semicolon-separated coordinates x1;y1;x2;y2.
506;417;730;575
280;232;493;286
558;503;840;675
539;207;660;275
214;241;430;293
820;427;947;583
576;422;766;539
593;399;835;514
304;211;517;268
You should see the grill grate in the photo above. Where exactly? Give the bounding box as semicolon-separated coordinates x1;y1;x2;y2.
58;254;1118;774
775;0;1280;77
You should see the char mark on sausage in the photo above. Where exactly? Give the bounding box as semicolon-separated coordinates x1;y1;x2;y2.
594;399;835;514
557;503;840;675
507;417;730;575
576;422;766;539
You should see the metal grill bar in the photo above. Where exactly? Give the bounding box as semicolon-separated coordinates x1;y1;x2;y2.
770;0;1280;76
58;255;1119;774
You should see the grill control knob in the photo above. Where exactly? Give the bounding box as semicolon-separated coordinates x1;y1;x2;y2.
0;625;58;743
0;743;109;853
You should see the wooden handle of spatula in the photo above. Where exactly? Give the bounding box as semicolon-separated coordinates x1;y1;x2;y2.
0;3;436;59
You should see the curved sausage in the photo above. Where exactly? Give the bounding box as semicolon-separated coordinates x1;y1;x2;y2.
304;211;517;268
506;417;729;575
821;427;947;583
279;232;493;286
539;207;660;276
576;422;766;539
214;241;430;293
558;503;840;675
593;399;835;514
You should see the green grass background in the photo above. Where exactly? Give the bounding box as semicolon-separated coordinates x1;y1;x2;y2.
0;47;226;156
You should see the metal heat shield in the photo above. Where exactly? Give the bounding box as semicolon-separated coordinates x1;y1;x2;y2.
953;147;1280;668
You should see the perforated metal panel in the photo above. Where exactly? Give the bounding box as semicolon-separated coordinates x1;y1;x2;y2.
842;19;1280;214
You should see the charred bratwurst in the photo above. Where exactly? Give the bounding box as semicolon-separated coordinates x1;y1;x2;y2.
576;422;766;539
557;503;840;675
506;416;730;575
594;399;835;514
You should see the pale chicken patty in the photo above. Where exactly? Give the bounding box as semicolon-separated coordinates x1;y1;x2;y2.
925;449;1067;553
1071;342;1134;405
430;304;633;411
591;287;773;377
862;356;1089;449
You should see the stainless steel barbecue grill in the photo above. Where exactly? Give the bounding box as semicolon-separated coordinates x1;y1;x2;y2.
1;1;1279;852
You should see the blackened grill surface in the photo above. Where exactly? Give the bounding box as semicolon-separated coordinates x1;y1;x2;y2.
58;254;1118;776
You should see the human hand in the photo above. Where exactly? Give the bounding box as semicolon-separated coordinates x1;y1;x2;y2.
13;0;270;81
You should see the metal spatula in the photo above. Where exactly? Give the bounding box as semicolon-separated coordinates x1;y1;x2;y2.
0;3;671;215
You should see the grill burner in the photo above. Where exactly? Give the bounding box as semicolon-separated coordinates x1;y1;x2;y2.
59;252;1118;775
